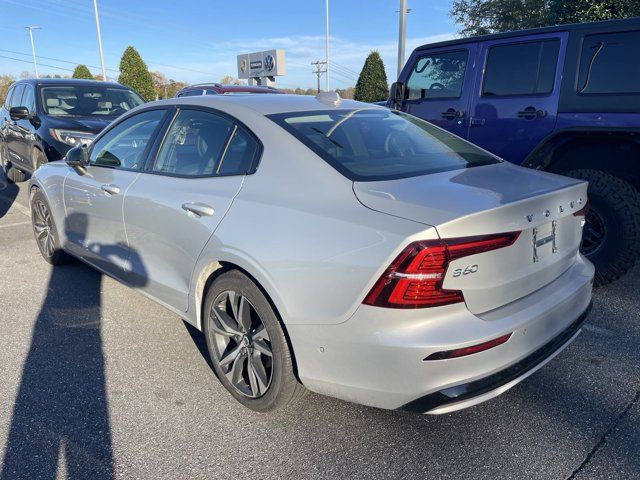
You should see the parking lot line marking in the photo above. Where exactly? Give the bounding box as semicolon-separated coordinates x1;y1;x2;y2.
10;202;31;218
0;221;31;229
583;323;617;337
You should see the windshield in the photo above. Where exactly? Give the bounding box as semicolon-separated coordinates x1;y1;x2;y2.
40;86;144;117
268;108;500;181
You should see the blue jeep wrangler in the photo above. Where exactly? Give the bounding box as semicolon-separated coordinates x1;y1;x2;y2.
391;18;640;285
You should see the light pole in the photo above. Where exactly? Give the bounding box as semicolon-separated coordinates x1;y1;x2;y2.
24;26;40;78
325;0;330;91
397;0;407;78
93;0;107;80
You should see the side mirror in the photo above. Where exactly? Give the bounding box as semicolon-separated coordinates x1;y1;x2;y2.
9;106;29;121
65;144;89;168
389;82;405;110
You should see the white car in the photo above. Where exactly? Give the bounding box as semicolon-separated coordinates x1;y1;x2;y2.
29;92;593;413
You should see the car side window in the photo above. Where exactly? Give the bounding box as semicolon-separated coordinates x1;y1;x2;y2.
216;127;259;175
21;85;35;114
406;50;468;100
9;85;25;108
577;31;640;94
152;109;236;177
89;110;165;170
4;86;14;109
179;89;204;97
482;39;560;96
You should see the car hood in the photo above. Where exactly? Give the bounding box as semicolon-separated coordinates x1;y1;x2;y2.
44;115;114;134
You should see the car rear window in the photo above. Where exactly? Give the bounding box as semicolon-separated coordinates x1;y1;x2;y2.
577;31;640;95
268;108;500;181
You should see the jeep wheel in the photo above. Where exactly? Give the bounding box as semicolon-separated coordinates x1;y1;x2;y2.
565;169;640;286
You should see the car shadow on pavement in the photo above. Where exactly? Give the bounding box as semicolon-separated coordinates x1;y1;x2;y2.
1;213;147;480
0;174;18;219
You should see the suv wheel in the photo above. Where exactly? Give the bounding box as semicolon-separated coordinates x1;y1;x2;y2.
33;148;47;171
565;169;640;286
203;270;306;412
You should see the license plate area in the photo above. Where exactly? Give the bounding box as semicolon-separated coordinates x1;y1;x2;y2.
532;221;557;263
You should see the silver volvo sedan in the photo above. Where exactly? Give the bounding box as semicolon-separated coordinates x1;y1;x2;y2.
28;93;594;414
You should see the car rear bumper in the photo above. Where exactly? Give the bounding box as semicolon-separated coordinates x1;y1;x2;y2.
287;254;594;411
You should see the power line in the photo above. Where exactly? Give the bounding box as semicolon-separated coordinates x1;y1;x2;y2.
332;61;359;76
0;54;75;72
311;60;327;93
0;48;119;72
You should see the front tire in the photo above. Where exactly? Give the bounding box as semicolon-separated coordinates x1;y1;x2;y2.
203;270;306;412
565;169;640;286
30;189;71;265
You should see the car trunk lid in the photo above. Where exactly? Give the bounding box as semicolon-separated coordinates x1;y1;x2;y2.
354;163;588;314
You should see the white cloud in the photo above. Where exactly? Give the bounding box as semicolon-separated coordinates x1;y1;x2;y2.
162;32;456;88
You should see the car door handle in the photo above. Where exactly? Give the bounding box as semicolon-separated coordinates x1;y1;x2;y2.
182;202;215;217
517;107;547;119
101;184;121;195
440;108;464;119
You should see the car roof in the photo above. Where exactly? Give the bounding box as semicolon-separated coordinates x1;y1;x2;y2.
179;83;284;94
415;16;640;51
14;78;129;88
152;93;380;115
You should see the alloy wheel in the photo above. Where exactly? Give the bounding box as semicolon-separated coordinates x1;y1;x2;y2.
32;199;55;258
580;207;607;257
208;290;273;398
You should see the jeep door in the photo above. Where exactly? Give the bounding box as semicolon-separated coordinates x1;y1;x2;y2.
467;33;567;164
399;44;477;139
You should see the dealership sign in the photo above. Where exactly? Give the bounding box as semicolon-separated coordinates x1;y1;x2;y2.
237;49;286;79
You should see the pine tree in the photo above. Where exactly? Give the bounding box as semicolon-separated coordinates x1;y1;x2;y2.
354;51;389;103
72;64;93;79
118;46;155;101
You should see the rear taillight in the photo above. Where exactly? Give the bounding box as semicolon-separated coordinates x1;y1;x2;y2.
363;232;520;309
573;200;589;217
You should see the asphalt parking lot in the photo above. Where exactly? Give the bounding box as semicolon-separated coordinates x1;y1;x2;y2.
0;173;638;480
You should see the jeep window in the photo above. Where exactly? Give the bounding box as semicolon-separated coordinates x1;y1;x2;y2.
269;108;499;181
482;39;560;96
406;50;468;100
578;31;640;95
41;86;143;117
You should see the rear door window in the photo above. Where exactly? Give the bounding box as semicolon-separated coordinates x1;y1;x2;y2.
152;110;234;177
406;50;468;100
482;39;560;96
577;31;640;94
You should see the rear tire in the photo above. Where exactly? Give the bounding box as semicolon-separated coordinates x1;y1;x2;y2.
564;169;640;286
203;270;306;412
30;189;71;265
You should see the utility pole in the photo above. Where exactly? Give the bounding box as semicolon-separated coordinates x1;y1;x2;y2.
325;0;330;91
24;26;40;78
397;0;407;78
93;0;107;81
311;60;327;93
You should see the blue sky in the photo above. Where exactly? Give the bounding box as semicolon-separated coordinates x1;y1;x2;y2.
0;0;457;88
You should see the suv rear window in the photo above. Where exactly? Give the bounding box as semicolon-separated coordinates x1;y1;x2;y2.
577;31;640;95
483;39;560;96
268;109;499;181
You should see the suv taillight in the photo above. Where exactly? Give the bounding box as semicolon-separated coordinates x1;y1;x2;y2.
363;232;521;309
